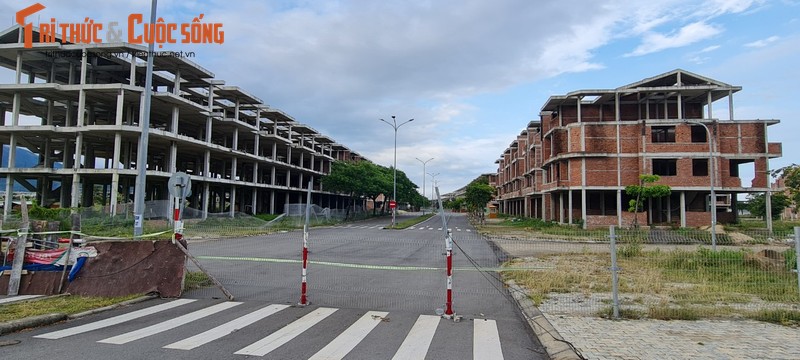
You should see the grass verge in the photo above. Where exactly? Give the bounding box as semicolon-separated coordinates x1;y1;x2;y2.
390;213;435;230
0;294;142;322
503;247;800;321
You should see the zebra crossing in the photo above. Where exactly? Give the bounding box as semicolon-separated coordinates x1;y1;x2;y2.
33;299;505;359
331;224;472;232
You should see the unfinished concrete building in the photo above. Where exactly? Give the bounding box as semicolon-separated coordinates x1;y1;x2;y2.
0;25;365;219
495;69;782;228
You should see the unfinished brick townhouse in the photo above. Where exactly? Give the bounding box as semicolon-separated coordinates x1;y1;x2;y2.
0;25;365;219
495;69;782;229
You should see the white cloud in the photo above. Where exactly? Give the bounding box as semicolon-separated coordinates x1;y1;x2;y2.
626;21;723;56
744;35;780;47
701;45;722;52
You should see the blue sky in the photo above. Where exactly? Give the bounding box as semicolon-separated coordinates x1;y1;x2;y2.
2;0;799;194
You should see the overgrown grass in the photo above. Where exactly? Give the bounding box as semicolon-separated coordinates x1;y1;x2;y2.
0;294;142;322
391;213;435;230
183;271;213;291
748;309;800;326
726;219;800;233
504;246;800;316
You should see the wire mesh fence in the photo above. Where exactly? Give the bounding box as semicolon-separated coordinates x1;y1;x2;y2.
481;220;800;321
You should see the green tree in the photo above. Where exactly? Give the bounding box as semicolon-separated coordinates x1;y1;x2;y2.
772;164;800;216
464;176;494;213
746;192;790;220
444;198;464;211
625;174;671;227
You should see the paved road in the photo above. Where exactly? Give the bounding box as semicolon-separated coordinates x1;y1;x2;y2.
3;212;547;359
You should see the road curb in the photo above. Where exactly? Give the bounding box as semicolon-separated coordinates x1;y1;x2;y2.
0;294;158;336
506;281;583;360
0;313;67;336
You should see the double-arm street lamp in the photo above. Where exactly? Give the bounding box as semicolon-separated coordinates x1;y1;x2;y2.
428;172;440;205
685;119;717;250
380;116;414;228
416;157;434;199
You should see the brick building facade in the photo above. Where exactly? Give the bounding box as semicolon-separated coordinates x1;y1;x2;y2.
494;69;782;228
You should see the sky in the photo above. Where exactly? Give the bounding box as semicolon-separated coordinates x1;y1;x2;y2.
2;0;799;195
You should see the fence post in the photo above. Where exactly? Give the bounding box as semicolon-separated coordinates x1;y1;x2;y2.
795;227;799;298
7;197;30;296
609;225;620;319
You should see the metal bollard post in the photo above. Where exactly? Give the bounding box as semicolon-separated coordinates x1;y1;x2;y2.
610;225;620;319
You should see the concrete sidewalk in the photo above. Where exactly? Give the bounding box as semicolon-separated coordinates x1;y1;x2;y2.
548;315;800;360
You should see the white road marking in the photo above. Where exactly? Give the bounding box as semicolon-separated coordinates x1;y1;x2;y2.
98;301;241;344
473;319;504;360
235;307;338;356
391;315;440;360
35;299;197;339
164;304;290;350
308;311;389;360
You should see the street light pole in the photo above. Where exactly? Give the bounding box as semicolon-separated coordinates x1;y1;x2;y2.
416;157;434;205
380;116;414;228
428;172;440;205
685;120;717;250
133;0;158;238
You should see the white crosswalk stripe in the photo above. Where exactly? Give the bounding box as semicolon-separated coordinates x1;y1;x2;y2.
391;315;440;360
98;301;242;344
35;299;197;339
34;303;506;358
235;307;338;356
308;310;388;360
164;304;290;350
474;319;504;360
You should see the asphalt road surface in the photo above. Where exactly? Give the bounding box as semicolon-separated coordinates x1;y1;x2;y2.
2;212;547;359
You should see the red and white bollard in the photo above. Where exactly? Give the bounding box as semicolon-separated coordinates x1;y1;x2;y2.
445;229;454;316
300;230;309;305
173;196;183;244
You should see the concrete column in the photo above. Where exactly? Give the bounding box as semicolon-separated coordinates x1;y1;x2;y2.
271;166;276;185
129;54;136;86
272;142;277;160
666;195;672;223
230;185;236;217
270;190;275;214
71;48;89;210
202;182;210;219
568;190;573;224
169;142;177;173
558;193;564;224
728;90;734;121
707;91;713;119
110;133;121;216
253;163;259;184
233;128;239;151
251;188;258;214
581;159;587;229
680;191;686;228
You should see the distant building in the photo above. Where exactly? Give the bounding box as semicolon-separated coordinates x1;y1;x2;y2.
494;69;782;228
